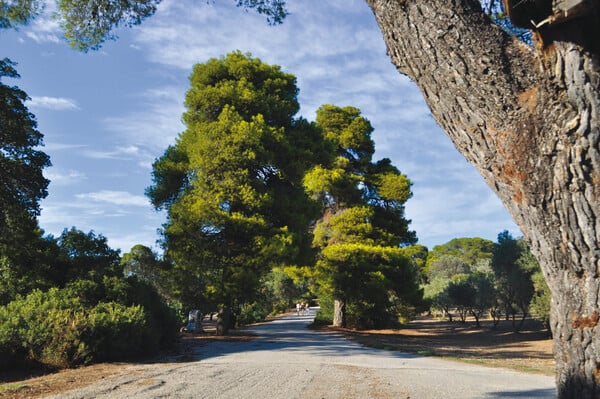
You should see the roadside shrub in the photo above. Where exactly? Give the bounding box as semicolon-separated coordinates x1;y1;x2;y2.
237;301;269;326
122;276;180;347
84;302;150;361
0;278;180;371
312;294;333;326
0;288;90;368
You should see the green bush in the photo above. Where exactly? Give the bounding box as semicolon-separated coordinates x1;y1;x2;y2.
312;294;333;326
84;302;150;361
0;278;180;371
237;301;269;326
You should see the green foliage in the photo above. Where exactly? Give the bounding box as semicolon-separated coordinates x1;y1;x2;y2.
530;270;551;328
317;243;421;328
0;0;44;29
422;232;540;329
425;237;494;278
0;222;65;305
446;274;474;322
0;276;179;370
236;301;269;326
260;266;313;314
2;1;289;51
401;244;428;284
423;276;452;319
0;58;50;258
0;228;179;371
234;0;287;24
120;244;175;303
491;231;535;330
148;53;322;329
57;227;122;283
427;255;471;281
56;0;160;51
305;104;418;328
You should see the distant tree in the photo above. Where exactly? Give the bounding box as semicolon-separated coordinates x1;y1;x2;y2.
427;255;470;281
446;274;473;323
423;237;497;324
491;231;535;331
530;269;551;329
57;227;122;283
121;244;159;281
305;104;418;328
423;276;453;321
0;223;65;305
426;237;495;275
260;267;305;314
465;272;497;327
120;244;177;301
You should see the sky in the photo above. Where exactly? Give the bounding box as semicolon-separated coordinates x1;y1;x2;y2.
2;0;520;253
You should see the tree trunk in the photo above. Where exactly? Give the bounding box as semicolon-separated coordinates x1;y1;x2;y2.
333;298;346;327
216;306;231;336
365;1;600;397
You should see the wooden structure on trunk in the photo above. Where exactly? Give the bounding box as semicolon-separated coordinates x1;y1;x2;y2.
503;0;597;28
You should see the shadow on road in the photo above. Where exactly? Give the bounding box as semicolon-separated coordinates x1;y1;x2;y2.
490;388;557;398
185;312;420;362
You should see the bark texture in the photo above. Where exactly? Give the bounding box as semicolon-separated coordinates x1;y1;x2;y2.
364;1;600;397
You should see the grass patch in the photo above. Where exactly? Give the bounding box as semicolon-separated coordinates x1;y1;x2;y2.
0;383;28;393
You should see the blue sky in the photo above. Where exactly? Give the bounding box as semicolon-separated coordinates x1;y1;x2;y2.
2;0;520;253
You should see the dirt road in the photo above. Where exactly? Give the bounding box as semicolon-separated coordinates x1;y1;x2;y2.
48;312;556;399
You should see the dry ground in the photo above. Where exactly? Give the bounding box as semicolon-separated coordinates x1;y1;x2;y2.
0;316;553;398
329;316;554;376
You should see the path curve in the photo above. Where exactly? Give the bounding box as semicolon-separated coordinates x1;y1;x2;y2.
49;312;556;398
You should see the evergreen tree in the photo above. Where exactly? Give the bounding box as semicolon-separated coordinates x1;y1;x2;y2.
147;52;322;333
304;104;419;328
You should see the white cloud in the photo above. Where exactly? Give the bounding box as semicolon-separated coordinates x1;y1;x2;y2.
25;31;60;44
28;96;79;110
44;168;86;186
39;200;164;252
82;144;151;161
43;142;87;152
24;5;62;44
75;190;149;207
102;85;185;152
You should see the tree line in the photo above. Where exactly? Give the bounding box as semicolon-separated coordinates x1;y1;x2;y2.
423;234;550;331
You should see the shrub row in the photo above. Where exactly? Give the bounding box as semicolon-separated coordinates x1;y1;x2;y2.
0;276;180;370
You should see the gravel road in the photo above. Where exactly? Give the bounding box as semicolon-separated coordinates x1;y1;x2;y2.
49;311;557;399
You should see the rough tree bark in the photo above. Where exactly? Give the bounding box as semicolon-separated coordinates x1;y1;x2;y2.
364;1;600;397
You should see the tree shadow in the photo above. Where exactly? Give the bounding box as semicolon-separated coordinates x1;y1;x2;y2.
490;388;556;398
